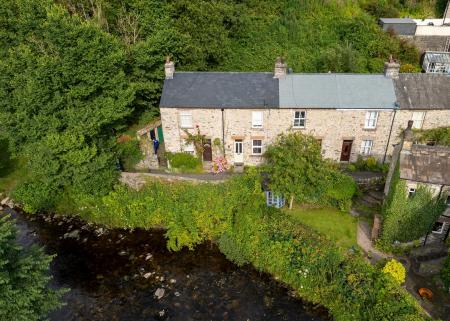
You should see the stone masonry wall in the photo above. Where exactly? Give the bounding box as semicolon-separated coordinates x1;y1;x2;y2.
161;107;417;165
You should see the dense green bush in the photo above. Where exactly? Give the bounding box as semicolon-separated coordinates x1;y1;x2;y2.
414;126;450;146
382;166;446;243
263;132;356;210
117;139;143;171
353;156;389;173
71;170;428;321
166;152;202;173
0;215;64;320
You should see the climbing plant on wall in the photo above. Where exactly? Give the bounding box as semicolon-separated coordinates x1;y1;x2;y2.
381;166;446;243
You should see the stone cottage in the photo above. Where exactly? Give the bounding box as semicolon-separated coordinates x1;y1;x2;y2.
384;121;450;243
160;58;450;168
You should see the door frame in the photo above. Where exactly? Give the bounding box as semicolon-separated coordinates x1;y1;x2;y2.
234;139;244;164
202;138;212;162
340;140;353;162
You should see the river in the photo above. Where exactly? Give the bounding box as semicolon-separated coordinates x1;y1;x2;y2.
2;207;328;321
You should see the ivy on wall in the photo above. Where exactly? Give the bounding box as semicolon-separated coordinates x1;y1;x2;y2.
381;165;446;243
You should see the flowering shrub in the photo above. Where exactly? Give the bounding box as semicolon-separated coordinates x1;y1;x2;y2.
211;156;228;174
382;259;406;285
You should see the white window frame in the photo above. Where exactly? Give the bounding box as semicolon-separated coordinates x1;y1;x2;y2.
411;112;425;129
180;112;193;129
252;111;263;128
360;140;373;155
432;222;445;234
408;187;416;198
364;111;378;129
252;139;263;155
183;141;195;154
293;111;306;128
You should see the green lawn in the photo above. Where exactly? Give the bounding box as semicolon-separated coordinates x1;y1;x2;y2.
285;206;358;249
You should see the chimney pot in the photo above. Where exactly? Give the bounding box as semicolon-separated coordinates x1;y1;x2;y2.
165;57;175;79
384;56;400;79
273;57;287;78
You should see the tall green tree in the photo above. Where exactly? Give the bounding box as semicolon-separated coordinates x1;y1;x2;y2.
0;3;134;211
263;132;356;209
0;215;64;321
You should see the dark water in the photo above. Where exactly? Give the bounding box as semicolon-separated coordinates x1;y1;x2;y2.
3;208;327;321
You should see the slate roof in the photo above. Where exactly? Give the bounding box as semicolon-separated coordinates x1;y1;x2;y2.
278;74;397;109
393;74;450;110
400;145;450;185
159;72;278;108
379;18;416;24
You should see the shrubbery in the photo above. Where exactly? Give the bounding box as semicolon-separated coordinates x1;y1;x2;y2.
71;170;428;321
263;132;356;210
166;152;202;173
414;126;450;146
382;259;406;285
117;137;143;171
349;156;389;173
382;165;446;243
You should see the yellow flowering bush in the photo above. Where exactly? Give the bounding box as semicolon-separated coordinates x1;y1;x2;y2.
382;259;406;285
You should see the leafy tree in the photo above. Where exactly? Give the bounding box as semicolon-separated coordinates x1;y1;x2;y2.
263;132;355;209
0;215;64;321
0;3;134;211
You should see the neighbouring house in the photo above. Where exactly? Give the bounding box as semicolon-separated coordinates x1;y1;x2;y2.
159;58;450;168
384;121;450;244
379;2;450;53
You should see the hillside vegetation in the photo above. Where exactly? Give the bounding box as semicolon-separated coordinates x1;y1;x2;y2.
0;0;441;214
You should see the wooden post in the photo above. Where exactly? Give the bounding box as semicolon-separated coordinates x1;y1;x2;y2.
289;195;294;210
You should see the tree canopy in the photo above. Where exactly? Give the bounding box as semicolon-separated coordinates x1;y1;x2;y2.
0;0;429;212
0;215;63;320
263;132;356;210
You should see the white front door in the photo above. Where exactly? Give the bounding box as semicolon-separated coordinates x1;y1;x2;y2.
234;140;244;163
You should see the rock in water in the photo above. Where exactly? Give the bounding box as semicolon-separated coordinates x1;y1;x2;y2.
155;288;165;299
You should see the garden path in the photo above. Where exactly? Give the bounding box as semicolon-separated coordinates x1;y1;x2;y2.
120;171;236;190
357;220;389;263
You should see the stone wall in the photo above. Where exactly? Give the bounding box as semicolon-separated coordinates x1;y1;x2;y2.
162;107;406;165
162;107;450;166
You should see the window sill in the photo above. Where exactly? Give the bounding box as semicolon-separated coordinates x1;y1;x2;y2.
251;127;264;130
292;126;306;130
180;126;193;129
251;154;263;156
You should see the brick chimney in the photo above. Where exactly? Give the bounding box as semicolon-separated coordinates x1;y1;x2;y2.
273;57;287;78
165;57;175;79
384;55;400;79
401;120;414;153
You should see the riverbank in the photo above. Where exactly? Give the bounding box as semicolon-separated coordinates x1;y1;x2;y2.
2;206;327;321
1;170;431;321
